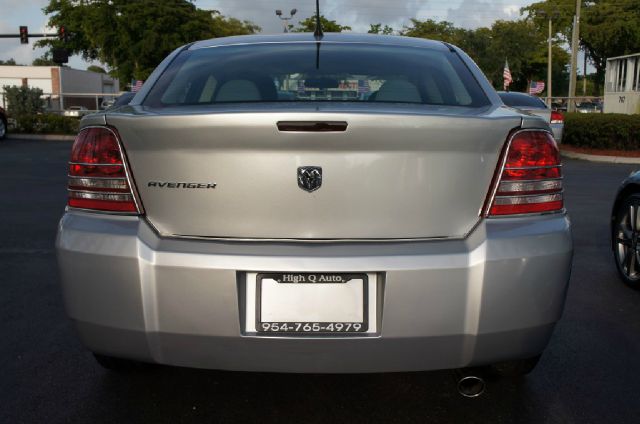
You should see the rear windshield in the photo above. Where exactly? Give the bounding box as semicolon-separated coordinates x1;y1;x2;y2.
498;92;547;109
143;42;490;108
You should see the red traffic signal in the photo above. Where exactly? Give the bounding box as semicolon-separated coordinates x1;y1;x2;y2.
19;26;28;44
59;26;68;42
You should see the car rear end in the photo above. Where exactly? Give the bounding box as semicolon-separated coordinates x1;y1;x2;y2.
56;34;572;373
498;91;564;143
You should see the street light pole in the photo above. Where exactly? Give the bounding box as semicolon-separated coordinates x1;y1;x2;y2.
583;52;588;95
568;0;581;112
275;8;297;33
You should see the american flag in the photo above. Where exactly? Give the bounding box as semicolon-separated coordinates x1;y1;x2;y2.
503;60;512;90
529;81;546;95
357;80;370;94
131;80;144;92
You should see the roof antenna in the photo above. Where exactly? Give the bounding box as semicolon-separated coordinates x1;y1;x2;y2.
313;0;323;40
314;0;323;69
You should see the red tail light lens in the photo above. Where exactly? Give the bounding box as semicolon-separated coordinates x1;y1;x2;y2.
486;130;563;216
67;127;141;214
550;110;564;124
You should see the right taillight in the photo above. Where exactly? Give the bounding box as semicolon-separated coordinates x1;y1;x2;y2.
485;130;563;216
67;126;142;214
550;110;564;124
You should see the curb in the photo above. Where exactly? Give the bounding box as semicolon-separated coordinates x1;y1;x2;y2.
7;133;75;142
561;150;640;165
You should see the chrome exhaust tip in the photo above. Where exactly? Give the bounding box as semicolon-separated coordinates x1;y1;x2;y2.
457;375;486;398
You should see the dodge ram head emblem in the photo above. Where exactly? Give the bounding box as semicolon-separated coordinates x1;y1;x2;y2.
297;166;322;192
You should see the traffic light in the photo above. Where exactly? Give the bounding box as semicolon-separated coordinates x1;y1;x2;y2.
19;26;28;44
52;48;69;64
59;26;68;42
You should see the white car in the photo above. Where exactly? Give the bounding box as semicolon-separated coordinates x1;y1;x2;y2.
63;106;90;118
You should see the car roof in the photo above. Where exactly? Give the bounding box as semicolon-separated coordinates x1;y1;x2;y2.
189;33;450;51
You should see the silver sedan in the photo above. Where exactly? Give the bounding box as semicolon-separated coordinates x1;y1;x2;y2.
56;33;572;384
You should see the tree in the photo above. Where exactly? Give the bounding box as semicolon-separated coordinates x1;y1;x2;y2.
401;19;458;43
580;0;640;87
32;55;58;66
36;0;260;83
292;15;351;33
0;59;19;66
524;0;640;89
401;18;570;93
87;65;106;73
368;24;394;35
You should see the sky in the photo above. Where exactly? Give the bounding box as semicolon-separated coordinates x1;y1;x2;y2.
0;0;536;70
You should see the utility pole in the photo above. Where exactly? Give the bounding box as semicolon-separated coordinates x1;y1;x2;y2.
540;10;558;108
547;17;553;107
567;0;581;112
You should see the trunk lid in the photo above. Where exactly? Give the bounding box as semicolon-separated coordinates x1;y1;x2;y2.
516;107;551;124
108;105;520;240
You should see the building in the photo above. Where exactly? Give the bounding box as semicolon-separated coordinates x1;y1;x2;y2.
0;66;119;112
604;53;640;114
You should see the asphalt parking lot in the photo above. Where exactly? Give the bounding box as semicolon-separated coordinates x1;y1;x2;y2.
1;138;640;424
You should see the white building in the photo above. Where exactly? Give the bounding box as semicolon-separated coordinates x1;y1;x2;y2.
0;66;119;111
604;53;640;114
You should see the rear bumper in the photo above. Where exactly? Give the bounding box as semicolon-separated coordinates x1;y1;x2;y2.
551;123;564;143
56;212;572;373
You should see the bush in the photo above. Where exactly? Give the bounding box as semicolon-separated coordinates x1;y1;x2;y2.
563;113;640;150
8;113;79;135
2;85;45;132
33;114;80;134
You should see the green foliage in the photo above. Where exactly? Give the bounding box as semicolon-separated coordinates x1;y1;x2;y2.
486;20;569;92
87;65;106;73
36;0;260;83
0;58;19;66
368;23;394;35
33;114;80;134
563;113;640;150
292;15;351;33
402;19;458;42
524;0;640;86
8;113;80;135
401;18;570;93
2;85;44;115
581;0;640;81
32;54;58;66
521;0;576;43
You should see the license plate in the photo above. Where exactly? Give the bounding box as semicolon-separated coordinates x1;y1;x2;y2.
256;273;368;334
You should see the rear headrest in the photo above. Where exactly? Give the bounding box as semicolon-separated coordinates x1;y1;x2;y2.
215;80;262;102
374;80;422;103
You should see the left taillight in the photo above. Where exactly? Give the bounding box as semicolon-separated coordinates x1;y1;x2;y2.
67;127;142;214
550;110;564;124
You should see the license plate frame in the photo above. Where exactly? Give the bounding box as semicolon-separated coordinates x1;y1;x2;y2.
255;273;369;335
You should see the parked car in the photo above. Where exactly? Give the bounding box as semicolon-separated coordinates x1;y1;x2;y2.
0;106;7;140
64;106;91;118
498;91;564;142
611;172;640;289
100;98;116;110
576;100;603;113
57;34;572;385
